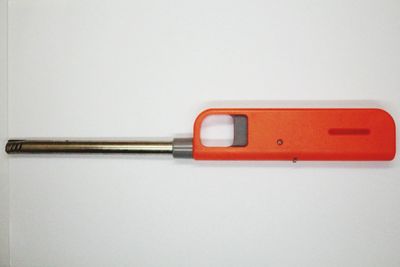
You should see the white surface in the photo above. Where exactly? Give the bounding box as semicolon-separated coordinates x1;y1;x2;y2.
5;0;400;266
201;115;234;147
0;0;9;265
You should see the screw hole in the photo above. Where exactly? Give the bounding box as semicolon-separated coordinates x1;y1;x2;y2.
277;139;283;145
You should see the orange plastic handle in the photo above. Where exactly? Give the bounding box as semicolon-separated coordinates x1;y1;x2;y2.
193;108;396;161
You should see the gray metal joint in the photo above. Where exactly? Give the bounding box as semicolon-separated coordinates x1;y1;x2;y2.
172;138;193;158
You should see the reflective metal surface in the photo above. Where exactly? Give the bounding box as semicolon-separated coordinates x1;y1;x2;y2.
172;138;193;158
5;140;174;154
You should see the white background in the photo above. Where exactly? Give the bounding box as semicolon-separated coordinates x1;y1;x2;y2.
1;0;400;266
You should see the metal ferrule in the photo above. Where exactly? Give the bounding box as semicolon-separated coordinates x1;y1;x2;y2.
172;138;193;158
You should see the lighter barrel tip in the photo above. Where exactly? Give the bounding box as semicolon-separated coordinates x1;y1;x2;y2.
5;140;24;154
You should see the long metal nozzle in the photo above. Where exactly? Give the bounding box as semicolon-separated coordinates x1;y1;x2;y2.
5;138;193;158
6;140;173;154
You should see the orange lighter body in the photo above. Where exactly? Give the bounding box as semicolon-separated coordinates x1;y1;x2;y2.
193;108;396;161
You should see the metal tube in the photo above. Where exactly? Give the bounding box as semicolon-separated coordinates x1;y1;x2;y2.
5;140;173;154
